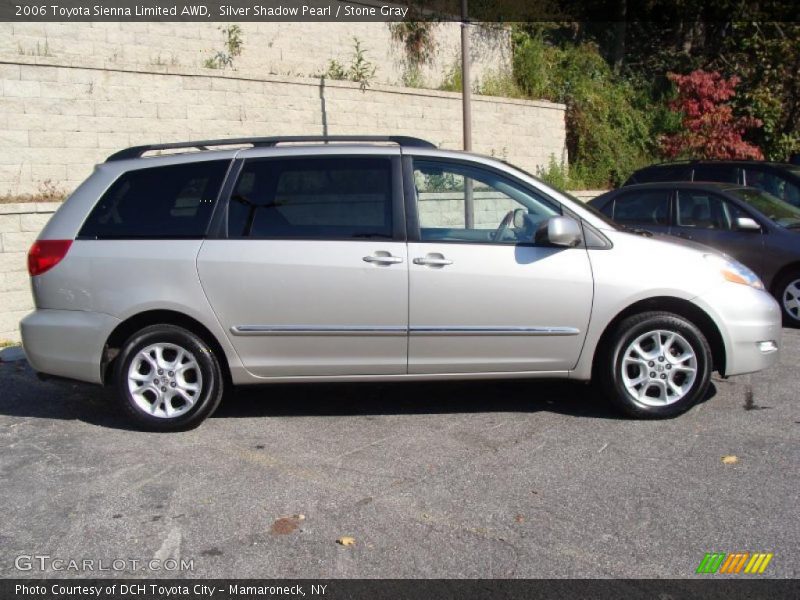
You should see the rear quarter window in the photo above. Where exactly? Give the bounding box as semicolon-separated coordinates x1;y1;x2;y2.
628;165;691;184
692;164;739;184
79;160;230;239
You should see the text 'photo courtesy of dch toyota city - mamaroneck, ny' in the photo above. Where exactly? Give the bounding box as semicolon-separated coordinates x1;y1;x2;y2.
0;0;798;598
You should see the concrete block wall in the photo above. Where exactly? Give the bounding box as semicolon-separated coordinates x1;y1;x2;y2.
0;57;567;195
0;202;60;342
1;22;509;90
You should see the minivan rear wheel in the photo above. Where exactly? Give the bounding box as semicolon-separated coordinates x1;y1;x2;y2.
600;312;712;418
114;324;224;430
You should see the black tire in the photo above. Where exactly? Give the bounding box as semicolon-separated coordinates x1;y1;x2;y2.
775;271;800;327
114;324;225;431
599;311;712;419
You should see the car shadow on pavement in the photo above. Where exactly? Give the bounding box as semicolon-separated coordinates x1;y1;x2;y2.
0;359;718;430
215;378;626;421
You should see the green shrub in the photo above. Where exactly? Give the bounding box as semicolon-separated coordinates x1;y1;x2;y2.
438;58;462;92
513;32;659;188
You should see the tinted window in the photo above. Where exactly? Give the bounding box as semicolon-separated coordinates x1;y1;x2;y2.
676;191;733;230
80;161;229;238
628;165;690;183
228;157;393;239
745;168;800;207
612;190;670;225
413;160;560;244
729;188;800;227
692;164;739;184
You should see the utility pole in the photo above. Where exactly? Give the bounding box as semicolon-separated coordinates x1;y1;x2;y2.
461;0;471;152
461;0;474;228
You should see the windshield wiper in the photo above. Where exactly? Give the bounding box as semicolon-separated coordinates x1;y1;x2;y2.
621;225;653;237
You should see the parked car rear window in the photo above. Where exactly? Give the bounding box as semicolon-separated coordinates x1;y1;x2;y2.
227;157;393;239
79;160;229;239
611;190;670;225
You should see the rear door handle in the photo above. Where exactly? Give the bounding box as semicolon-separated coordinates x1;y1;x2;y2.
363;253;403;265
413;256;453;267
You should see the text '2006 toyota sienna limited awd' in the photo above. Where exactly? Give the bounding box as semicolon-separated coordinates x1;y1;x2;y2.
21;136;782;430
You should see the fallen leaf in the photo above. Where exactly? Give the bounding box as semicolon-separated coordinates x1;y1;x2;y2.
722;455;739;465
270;516;302;535
336;536;356;547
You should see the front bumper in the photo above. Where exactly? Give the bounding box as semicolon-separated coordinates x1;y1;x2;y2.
20;309;121;384
693;283;782;377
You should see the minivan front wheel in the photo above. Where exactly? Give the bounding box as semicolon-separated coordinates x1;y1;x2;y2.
114;324;224;430
601;312;712;418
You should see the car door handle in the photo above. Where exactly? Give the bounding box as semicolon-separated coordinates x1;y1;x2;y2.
363;254;403;265
413;256;453;267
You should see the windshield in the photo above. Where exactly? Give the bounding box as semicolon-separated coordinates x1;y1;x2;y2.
730;188;800;228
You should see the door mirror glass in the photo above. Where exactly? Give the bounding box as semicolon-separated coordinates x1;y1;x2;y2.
735;216;761;231
535;216;582;247
512;207;528;228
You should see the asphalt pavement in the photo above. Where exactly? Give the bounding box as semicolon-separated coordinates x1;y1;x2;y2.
0;330;797;578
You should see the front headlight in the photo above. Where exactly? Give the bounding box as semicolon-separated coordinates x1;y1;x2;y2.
704;254;764;289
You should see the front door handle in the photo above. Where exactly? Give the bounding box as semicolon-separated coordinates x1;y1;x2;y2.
413;255;453;267
363;253;403;265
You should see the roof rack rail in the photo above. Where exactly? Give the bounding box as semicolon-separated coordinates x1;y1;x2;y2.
105;135;437;161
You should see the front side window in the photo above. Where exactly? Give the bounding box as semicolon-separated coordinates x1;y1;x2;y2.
80;160;229;238
611;190;670;225
676;191;736;230
729;188;800;228
413;160;560;244
228;157;393;239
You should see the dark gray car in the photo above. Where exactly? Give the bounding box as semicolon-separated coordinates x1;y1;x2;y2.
590;182;800;325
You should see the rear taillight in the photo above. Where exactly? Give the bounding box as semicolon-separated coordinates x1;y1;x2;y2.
27;240;72;276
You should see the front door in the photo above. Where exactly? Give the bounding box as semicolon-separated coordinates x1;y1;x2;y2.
198;153;408;377
672;188;765;275
406;158;594;374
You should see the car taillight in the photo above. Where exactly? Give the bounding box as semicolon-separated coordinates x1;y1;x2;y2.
27;239;72;276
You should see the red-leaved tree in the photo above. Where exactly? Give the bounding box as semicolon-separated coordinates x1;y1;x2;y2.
660;70;764;160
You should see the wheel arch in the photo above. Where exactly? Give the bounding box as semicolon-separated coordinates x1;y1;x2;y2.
769;261;800;296
102;309;232;386
591;296;726;377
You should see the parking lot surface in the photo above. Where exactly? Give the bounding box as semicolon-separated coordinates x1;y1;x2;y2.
0;330;798;579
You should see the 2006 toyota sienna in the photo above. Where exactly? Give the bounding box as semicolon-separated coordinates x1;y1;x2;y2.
20;136;782;430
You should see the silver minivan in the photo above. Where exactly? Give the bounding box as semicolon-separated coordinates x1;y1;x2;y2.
21;136;782;430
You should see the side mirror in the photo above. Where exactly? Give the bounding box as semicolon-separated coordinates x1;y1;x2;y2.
535;216;583;247
736;217;761;231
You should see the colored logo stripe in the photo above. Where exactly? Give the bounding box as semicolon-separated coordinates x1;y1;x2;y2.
744;553;774;574
696;552;774;574
719;552;749;573
697;553;726;573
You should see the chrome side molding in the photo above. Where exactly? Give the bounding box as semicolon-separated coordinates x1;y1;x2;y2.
231;325;580;337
